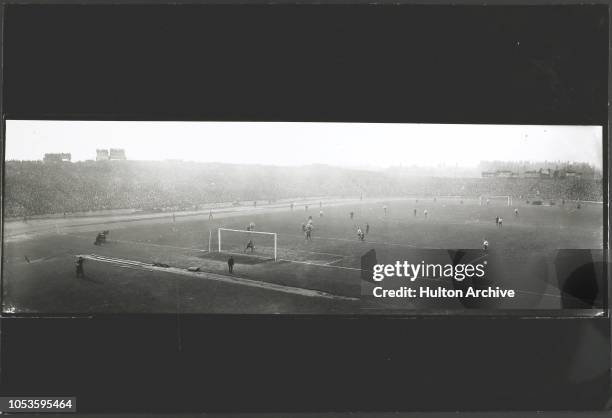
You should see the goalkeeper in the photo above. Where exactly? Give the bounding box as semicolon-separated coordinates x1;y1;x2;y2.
245;239;255;253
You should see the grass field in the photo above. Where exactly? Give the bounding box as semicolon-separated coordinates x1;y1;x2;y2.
2;197;604;314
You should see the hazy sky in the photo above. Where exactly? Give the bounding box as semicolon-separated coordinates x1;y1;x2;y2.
5;121;602;169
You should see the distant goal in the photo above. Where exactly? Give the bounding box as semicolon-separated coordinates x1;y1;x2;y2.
479;195;512;207
434;195;472;204
218;228;278;261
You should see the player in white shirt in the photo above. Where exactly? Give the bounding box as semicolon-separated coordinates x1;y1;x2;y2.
482;239;489;250
357;227;365;241
423;209;428;219
514;208;519;217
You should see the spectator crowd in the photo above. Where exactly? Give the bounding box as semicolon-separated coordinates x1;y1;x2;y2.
4;160;604;218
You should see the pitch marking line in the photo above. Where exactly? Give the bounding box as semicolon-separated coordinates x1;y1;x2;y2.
323;257;348;266
79;254;359;301
245;245;346;258
222;251;273;261
279;248;347;258
218;251;361;271
278;258;361;271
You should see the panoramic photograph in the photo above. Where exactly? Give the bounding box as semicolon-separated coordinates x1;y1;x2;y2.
2;121;605;314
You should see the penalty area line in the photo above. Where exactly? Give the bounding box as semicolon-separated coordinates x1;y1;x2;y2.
278;258;361;271
218;251;361;271
323;257;348;266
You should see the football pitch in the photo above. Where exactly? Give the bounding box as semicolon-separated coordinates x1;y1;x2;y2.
2;198;604;314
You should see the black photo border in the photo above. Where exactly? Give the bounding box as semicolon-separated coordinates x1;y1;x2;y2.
0;2;610;414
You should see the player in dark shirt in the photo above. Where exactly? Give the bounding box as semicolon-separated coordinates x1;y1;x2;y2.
228;256;235;274
245;240;255;253
305;224;313;241
75;256;85;278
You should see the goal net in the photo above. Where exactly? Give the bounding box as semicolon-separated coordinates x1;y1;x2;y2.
479;195;512;206
218;228;278;261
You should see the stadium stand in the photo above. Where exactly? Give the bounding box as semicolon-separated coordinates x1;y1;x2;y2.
3;160;603;218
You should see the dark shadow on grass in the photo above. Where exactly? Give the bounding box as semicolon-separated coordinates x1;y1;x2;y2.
198;252;271;265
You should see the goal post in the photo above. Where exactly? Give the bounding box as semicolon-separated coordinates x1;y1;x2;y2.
217;228;278;261
479;195;512;207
